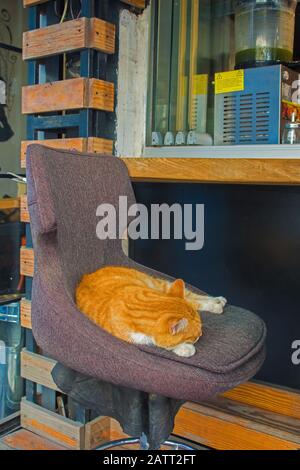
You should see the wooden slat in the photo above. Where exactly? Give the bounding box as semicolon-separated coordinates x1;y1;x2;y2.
20;247;34;277
22;78;114;114
23;17;115;60
84;416;111;450
20;299;32;330
2;429;67;450
21;137;113;168
23;0;48;6
174;400;300;450
0;198;20;210
21;349;62;392
20;195;30;223
223;381;300;421
122;157;300;185
21;399;84;449
121;0;146;8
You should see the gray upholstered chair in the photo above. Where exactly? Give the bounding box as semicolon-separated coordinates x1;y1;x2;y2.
26;144;266;450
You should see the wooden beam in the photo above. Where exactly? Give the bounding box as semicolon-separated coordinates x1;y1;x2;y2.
21;399;84;449
22;78;114;114
223;381;300;421
0;198;20;210
23;0;48;6
20;299;32;330
23;18;115;60
21;138;113;168
20;247;34;277
121;0;146;8
174;400;300;450
121;157;300;185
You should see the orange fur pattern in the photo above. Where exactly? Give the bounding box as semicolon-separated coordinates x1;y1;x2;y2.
75;266;202;352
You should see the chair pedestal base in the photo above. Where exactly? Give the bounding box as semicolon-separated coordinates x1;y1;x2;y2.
96;436;195;451
52;363;184;449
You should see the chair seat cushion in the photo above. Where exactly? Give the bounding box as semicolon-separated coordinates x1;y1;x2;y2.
139;305;266;374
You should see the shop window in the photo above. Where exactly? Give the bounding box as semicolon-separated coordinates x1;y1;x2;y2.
147;0;300;148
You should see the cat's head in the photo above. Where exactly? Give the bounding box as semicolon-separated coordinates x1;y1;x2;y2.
156;279;202;349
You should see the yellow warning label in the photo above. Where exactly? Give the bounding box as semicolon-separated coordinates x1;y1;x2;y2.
193;74;208;95
215;70;244;95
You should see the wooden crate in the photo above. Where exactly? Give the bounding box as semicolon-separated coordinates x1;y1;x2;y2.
21;399;85;449
21;137;113;168
22;78;114;114
23;17;115;60
20;247;34;277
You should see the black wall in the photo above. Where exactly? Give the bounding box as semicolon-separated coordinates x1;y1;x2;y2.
131;183;300;390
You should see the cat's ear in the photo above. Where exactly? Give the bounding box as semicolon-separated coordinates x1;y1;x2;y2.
169;318;188;335
168;279;185;298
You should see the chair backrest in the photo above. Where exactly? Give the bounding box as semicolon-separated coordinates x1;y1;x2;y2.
26;144;136;293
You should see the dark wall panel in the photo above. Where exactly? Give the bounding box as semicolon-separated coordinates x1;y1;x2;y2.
131;183;300;390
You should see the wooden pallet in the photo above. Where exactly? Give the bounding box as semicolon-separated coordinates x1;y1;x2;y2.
22;78;114;115
23;17;115;60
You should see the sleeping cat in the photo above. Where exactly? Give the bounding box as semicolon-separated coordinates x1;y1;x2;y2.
75;266;227;357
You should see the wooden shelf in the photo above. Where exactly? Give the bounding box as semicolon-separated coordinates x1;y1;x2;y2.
122;157;300;185
22;78;114;115
23;17;115;60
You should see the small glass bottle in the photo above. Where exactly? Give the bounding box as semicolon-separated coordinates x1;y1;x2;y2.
282;113;300;145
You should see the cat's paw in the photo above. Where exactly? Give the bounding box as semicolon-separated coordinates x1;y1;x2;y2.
200;296;227;314
172;343;196;357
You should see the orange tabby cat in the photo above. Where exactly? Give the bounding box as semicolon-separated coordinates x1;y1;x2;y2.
75;266;226;357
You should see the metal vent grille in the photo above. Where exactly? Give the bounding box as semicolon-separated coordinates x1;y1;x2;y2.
255;92;270;143
221;91;271;145
222;95;237;144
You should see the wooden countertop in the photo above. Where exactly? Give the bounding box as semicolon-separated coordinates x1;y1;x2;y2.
122;158;300;185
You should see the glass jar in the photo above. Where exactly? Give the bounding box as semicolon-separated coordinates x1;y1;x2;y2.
282;122;300;144
235;0;298;68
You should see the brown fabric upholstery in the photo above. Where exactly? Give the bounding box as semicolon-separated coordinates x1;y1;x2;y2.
26;144;266;403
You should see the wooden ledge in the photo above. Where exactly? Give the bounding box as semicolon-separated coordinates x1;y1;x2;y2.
121;157;300;185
